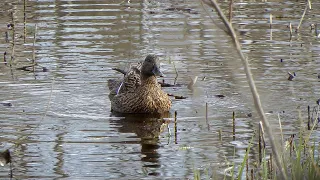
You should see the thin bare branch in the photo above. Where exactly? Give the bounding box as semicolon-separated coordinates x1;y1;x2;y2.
201;0;287;179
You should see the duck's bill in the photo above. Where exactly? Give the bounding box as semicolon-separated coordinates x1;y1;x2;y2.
152;65;164;77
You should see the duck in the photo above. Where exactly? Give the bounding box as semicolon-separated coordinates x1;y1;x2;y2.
108;54;171;114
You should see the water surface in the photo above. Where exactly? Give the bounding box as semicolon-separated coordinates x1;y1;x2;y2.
0;0;319;179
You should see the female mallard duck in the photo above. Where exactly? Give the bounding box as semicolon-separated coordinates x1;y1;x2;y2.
108;54;171;114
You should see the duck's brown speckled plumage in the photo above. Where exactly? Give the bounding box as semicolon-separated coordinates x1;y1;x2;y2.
108;54;171;114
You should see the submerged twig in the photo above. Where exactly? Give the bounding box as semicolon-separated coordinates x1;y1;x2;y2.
205;102;209;130
201;0;287;179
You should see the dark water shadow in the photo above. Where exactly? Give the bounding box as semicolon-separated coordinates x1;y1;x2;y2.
110;112;172;175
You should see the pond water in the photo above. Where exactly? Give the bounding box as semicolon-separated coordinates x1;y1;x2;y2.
0;0;319;179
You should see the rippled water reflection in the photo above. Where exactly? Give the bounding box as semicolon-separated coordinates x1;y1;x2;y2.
0;0;320;179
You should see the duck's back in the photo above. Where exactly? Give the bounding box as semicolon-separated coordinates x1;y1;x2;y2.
111;81;171;114
108;62;142;99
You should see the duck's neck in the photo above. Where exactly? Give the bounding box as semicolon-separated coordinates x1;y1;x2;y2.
141;75;158;85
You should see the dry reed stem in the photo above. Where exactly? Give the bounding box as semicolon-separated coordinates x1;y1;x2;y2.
201;0;287;179
277;113;284;146
269;14;272;29
199;1;229;35
296;0;312;32
228;0;233;22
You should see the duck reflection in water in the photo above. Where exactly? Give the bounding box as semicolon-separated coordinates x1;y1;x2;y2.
110;111;171;176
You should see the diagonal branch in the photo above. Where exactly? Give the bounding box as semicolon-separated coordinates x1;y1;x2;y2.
201;0;287;179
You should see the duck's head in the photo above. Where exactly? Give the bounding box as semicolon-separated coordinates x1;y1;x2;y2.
141;54;164;77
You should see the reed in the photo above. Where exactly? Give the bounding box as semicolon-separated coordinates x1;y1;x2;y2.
205;102;209;130
32;24;37;72
228;0;233;22
4;52;7;65
10;12;15;64
200;1;288;178
5;31;9;43
23;0;27;43
296;0;312;32
269;14;272;29
289;22;293;39
174;111;177;144
269;14;273;40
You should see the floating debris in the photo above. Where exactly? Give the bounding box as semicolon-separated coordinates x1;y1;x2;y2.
0;149;11;166
0;102;13;107
165;7;197;14
215;94;225;98
187;76;198;90
288;72;295;81
7;23;14;30
168;94;187;99
16;64;48;72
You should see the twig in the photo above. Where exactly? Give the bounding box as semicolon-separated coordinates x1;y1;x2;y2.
14;78;55;145
199;0;229;35
202;0;287;179
112;67;127;75
172;59;178;85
